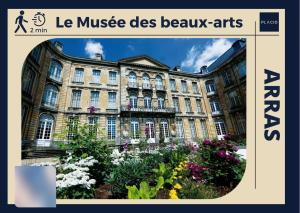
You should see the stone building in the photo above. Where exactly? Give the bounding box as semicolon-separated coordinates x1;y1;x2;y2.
21;39;246;148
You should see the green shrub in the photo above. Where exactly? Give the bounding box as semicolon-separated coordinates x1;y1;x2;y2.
178;178;220;199
105;158;155;198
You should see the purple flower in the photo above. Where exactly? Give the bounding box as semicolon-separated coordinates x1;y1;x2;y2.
203;139;212;146
217;150;226;158
224;134;232;141
226;154;240;164
88;106;96;114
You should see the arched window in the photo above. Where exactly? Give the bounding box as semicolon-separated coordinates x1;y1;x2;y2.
42;84;59;107
205;80;216;93
142;74;150;84
129;72;136;83
36;114;54;146
160;119;169;139
48;59;63;82
129;95;138;108
144;96;152;109
156;75;163;85
128;72;137;88
145;119;155;139
131;118;140;139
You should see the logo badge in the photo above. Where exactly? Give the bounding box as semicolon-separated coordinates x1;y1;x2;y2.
260;12;279;32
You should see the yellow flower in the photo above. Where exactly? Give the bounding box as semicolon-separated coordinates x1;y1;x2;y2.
169;189;179;199
174;183;182;190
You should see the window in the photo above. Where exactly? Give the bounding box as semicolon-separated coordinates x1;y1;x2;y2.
128;72;137;87
200;120;209;139
145;120;155;138
228;90;241;107
189;119;197;138
142;74;150;89
109;71;117;84
205;80;216;93
170;79;176;91
90;91;100;107
172;97;180;112
160;119;169;138
31;46;41;62
108;92;116;108
42;84;58;107
36;114;54;141
210;99;221;113
156;75;163;90
73;68;84;83
92;70;101;83
22;66;36;95
67;116;79;140
70;90;81;108
236;113;246;134
238;60;246;78
157;97;165;109
185;98;192;113
215;119;227;139
107;117;116;140
129;95;138;108
48;60;62;82
131;118;140;139
176;119;184;138
192;82;199;93
181;80;188;93
88;117;98;136
144;96;152;109
196;99;203;113
222;71;233;86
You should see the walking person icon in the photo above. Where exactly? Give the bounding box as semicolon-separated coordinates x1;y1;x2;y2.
15;10;28;33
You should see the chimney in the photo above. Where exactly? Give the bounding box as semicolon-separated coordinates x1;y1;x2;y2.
53;41;63;52
200;65;208;74
95;53;103;61
174;65;181;72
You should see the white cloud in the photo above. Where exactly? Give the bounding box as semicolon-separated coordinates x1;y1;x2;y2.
181;38;233;72
84;40;105;59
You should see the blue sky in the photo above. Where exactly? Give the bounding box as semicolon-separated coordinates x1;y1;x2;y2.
52;38;238;73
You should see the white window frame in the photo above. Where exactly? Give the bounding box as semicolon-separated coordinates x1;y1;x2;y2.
185;98;192;112
129;95;138;109
71;90;81;108
196;99;203;113
109;71;117;84
73;68;84;83
43;84;58;107
36;114;54;147
181;80;188;93
157;97;165;109
131;118;140;139
206;80;216;93
210;99;221;113
200;120;209;139
176;119;184;138
160;119;169;138
92;70;101;83
108;92;117;108
145;120;155;139
144;96;152;109
189;119;197;139
107;116;116;140
215;120;227;140
170;79;176;91
192;82;199;93
90;91;100;108
49;60;62;82
173;97;180;112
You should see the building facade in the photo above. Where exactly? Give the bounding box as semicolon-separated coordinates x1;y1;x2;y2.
22;39;246;148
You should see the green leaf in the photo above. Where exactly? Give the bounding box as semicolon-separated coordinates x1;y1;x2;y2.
156;176;164;190
139;181;150;199
126;185;140;199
